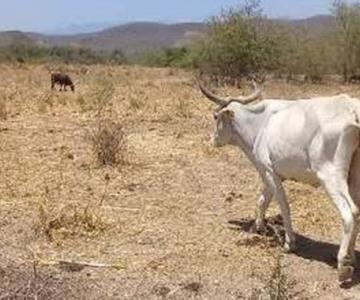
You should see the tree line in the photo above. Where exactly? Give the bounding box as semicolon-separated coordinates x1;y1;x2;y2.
189;0;360;84
140;0;360;84
0;44;127;65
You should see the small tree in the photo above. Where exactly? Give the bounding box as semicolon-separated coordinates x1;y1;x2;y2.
194;0;281;85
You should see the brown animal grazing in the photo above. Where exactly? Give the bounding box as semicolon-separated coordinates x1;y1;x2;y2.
51;73;75;92
349;74;360;84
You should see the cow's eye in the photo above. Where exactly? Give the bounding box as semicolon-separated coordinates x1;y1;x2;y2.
213;114;218;120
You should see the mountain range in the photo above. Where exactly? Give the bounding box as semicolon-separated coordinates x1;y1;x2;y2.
0;15;333;55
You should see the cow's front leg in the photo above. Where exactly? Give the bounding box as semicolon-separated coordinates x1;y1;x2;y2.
265;171;296;252
254;185;272;232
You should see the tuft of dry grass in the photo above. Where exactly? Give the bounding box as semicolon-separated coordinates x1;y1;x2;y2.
175;97;192;118
128;93;144;111
127;87;148;113
249;254;294;300
0;98;7;120
266;254;293;300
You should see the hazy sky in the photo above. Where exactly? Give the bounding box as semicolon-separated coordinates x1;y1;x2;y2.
0;0;335;32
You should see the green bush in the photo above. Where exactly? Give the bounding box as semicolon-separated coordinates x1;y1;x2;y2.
138;46;193;68
192;0;282;84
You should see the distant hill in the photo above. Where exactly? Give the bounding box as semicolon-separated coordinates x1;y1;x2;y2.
44;22;117;35
0;31;38;47
41;22;207;55
0;16;335;55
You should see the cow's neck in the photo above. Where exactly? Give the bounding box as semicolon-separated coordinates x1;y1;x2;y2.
231;104;268;157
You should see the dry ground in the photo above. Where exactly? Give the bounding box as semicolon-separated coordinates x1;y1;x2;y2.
1;64;360;299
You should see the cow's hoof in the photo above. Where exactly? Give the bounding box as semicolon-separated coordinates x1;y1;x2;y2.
250;221;265;234
338;266;354;283
282;241;296;253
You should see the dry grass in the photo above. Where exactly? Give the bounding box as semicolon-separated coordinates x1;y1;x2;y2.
0;98;7;120
1;64;360;299
0;261;79;300
76;79;115;113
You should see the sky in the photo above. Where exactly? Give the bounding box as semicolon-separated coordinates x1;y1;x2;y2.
0;0;335;32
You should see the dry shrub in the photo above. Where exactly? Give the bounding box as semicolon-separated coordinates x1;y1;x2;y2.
90;118;127;167
36;197;107;242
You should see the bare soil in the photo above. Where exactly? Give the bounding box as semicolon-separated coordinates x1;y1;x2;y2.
1;65;360;299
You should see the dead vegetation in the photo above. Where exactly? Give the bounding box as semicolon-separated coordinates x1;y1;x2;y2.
90;118;127;167
35;197;108;242
1;65;360;299
249;254;295;300
0;98;7;120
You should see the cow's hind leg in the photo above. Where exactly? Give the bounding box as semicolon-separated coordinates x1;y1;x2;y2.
318;125;360;282
320;174;359;282
348;149;360;265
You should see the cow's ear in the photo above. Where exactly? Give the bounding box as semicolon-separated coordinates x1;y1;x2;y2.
222;109;234;119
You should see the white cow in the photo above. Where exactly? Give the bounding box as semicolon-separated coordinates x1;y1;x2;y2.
200;84;360;282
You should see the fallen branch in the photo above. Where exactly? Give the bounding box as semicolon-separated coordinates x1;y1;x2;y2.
39;259;125;271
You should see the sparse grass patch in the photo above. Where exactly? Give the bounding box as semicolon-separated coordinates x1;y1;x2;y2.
129;94;144;111
266;254;293;300
38;91;54;113
251;254;294;300
90;118;127;167
76;79;115;112
0;261;78;300
175;97;192;118
75;93;87;111
35;195;107;243
93;79;115;114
